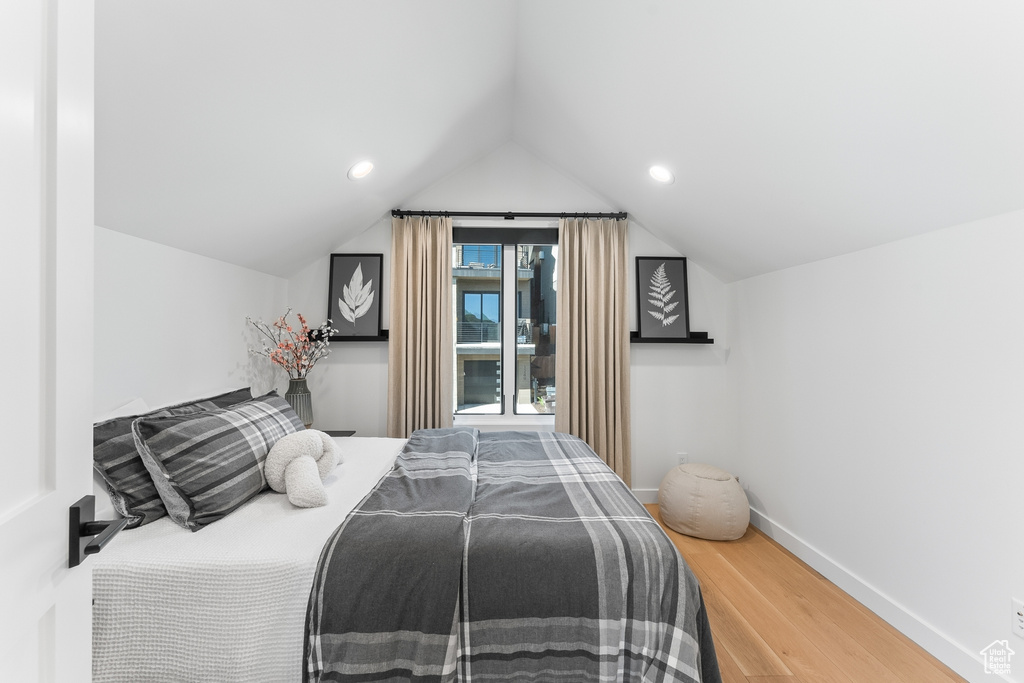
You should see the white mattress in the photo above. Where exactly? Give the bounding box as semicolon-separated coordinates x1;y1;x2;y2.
92;436;405;683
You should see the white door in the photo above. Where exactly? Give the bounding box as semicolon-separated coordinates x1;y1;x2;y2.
0;0;95;680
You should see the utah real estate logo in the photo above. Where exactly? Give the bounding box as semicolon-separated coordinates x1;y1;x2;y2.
980;640;1014;676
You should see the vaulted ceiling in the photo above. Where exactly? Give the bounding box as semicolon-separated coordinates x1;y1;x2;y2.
96;0;1024;282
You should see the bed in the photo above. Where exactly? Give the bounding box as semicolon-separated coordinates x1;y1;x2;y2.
92;392;721;682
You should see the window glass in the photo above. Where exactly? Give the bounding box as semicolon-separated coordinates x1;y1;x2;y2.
452;239;556;417
459;244;499;267
514;245;556;415
458;291;500;342
453;244;502;414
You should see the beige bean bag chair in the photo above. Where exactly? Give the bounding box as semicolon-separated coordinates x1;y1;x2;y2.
658;463;749;541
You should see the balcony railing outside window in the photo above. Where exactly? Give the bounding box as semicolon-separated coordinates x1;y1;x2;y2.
456;320;501;344
456;320;535;345
458;245;499;268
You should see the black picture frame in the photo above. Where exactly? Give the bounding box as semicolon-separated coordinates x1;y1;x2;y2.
327;253;384;341
635;256;690;340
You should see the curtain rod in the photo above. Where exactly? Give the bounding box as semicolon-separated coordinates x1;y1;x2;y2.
391;209;627;220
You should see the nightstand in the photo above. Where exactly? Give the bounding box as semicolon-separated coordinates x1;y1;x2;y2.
323;430;355;437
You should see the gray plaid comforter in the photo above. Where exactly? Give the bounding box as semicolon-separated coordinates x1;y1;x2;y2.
304;429;721;683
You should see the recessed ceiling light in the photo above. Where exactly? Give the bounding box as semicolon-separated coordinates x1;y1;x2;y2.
648;165;674;184
347;160;374;180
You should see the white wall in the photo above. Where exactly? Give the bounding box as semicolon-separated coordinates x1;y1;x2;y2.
288;142;736;491
287;223;391;436
94;227;288;415
630;227;735;498
729;209;1024;682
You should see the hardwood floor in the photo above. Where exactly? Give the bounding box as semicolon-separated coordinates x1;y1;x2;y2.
644;504;966;683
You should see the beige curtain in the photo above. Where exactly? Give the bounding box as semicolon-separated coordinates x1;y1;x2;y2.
387;215;454;437
555;217;632;485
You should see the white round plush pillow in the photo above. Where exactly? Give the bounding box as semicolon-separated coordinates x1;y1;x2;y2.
658;463;749;541
265;430;341;508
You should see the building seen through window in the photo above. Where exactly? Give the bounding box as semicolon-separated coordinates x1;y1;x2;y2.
452;240;556;415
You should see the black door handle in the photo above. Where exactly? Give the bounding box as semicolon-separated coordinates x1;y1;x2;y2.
69;495;128;568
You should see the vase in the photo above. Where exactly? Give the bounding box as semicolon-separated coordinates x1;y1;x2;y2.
285;377;314;428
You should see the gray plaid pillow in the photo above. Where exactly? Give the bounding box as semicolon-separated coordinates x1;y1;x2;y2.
132;393;304;531
92;388;253;528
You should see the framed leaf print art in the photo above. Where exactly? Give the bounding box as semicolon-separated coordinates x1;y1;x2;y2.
635;256;690;340
327;253;384;341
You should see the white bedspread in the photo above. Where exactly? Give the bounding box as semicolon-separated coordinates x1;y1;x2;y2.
92;436;405;683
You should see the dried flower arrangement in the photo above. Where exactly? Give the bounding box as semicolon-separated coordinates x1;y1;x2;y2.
247;309;338;379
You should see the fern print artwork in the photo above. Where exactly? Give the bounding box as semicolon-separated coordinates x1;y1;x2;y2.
338;263;375;333
636;256;689;340
647;262;680;327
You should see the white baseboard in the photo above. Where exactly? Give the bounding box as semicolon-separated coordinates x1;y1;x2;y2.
632;488;659;504
747;507;1007;683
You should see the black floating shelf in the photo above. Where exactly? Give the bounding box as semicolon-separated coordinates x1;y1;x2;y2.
630;330;714;344
330;329;389;342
